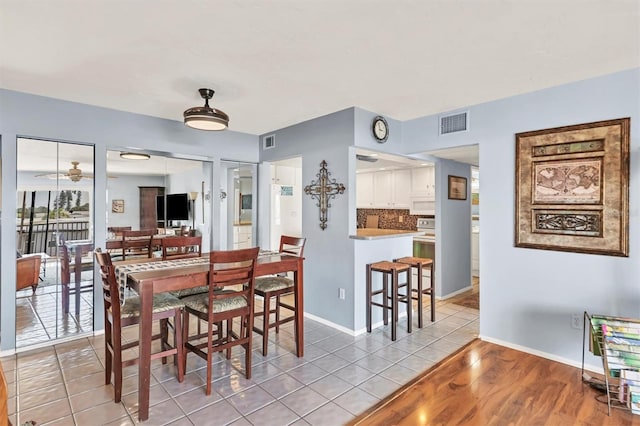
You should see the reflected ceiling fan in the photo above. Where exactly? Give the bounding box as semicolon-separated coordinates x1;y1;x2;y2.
36;161;101;182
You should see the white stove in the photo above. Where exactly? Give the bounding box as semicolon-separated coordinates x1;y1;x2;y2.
414;218;436;243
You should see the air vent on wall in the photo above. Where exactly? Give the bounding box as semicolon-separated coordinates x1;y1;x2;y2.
439;111;469;135
263;134;275;150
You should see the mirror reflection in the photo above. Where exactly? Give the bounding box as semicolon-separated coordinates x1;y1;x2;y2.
220;161;256;250
105;150;212;257
16;138;95;348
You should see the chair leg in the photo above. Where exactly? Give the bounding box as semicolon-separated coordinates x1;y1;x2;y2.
275;295;281;334
416;264;423;328
182;310;190;375
262;293;271;356
391;270;398;342
226;320;232;360
160;318;168;365
62;283;70;314
245;314;252;379
206;317;214;396
174;309;184;383
366;264;372;333
104;323;112;386
112;331;123;402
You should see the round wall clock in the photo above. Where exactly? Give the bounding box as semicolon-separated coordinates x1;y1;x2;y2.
372;116;389;143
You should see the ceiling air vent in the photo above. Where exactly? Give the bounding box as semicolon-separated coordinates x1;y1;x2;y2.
439;111;469;135
263;134;275;150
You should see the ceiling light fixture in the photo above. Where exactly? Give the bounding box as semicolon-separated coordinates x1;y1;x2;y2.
183;88;229;131
120;152;150;160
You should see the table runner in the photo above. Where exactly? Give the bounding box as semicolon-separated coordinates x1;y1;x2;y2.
114;250;279;303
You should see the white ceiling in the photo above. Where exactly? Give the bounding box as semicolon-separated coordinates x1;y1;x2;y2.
2;1;638;138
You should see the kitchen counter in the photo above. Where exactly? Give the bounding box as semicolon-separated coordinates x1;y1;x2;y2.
350;228;425;240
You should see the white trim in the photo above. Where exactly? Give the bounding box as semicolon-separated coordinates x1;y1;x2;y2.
438;285;473;300
480;335;603;374
304;312;357;336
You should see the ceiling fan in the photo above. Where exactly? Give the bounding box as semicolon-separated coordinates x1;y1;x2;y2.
35;161;95;182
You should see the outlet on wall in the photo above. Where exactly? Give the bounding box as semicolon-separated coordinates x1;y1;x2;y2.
339;288;346;300
398;215;403;223
571;313;582;329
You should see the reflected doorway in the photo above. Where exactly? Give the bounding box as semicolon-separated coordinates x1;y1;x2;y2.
220;161;257;250
16;138;95;348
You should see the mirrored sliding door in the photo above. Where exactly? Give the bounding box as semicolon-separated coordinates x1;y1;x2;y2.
16;138;94;348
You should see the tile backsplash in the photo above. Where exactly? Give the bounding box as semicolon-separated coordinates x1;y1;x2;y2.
357;208;433;230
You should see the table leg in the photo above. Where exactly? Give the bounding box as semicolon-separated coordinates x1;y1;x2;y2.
138;282;153;421
74;250;82;316
295;258;304;358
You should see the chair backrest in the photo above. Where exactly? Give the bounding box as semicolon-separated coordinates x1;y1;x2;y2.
59;244;72;286
16;256;41;291
207;247;260;316
279;235;306;257
94;248;122;318
121;229;155;261
108;226;132;237
179;225;193;237
161;235;202;260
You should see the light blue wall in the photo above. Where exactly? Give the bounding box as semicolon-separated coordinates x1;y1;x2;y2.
435;159;472;297
1;89;258;351
404;68;640;366
260;109;356;329
107;175;166;229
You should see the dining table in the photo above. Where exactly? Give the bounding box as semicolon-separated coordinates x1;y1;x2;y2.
113;251;304;422
65;239;94;315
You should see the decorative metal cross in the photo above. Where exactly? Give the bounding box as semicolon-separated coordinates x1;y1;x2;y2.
304;160;346;230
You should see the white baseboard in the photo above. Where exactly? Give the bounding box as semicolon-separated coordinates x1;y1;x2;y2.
438;285;473;300
304;311;409;337
304;312;358;336
479;334;603;375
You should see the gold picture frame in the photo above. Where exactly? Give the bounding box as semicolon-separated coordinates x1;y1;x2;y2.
448;175;467;200
515;118;630;256
112;199;124;214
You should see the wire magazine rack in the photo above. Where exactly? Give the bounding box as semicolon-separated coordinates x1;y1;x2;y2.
582;312;640;415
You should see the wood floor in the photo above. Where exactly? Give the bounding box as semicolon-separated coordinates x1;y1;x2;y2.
350;339;640;425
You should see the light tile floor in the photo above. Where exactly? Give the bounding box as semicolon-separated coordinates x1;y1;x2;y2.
4;297;478;426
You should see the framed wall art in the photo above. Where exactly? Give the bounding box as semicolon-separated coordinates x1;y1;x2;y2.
112;199;124;214
515;118;630;256
448;175;467;200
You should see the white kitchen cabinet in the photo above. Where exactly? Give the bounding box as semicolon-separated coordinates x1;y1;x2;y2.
233;225;252;249
356;172;375;208
357;170;411;209
392;169;411;208
373;171;393;207
411;166;435;199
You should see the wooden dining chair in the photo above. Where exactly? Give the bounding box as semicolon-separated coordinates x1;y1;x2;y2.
94;248;185;403
161;235;202;261
59;243;94;315
16;256;41;293
253;235;306;356
121;229;155;261
182;247;259;395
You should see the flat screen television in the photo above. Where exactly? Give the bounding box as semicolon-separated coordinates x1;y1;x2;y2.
166;193;189;221
156;195;165;221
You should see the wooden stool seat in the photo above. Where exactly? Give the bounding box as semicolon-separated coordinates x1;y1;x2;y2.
366;260;412;341
370;261;411;273
394;256;435;327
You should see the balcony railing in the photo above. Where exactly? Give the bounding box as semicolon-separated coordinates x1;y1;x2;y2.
17;219;90;256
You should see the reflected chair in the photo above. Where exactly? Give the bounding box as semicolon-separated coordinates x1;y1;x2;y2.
121;229;155;261
94;248;184;402
59;243;94;315
182;247;259;395
161;235;202;261
107;226;132;237
16;256;41;293
253;236;306;356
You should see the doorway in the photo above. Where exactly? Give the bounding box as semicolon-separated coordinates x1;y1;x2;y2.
269;158;302;250
16;138;95;348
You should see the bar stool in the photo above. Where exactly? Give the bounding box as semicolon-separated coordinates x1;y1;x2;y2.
366;261;412;341
394;256;435;328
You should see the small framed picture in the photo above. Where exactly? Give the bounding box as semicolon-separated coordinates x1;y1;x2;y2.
112;199;125;213
448;175;467;200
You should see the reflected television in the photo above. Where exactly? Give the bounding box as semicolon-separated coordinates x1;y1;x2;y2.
166;193;189;221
